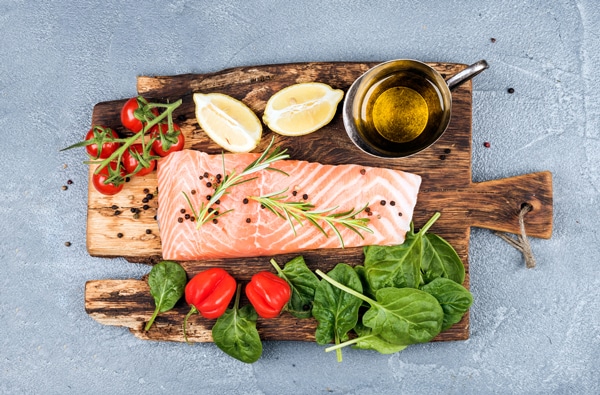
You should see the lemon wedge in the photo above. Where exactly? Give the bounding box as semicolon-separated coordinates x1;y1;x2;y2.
263;82;344;136
193;93;262;153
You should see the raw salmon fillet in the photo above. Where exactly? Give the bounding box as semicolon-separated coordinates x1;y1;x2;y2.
157;150;421;260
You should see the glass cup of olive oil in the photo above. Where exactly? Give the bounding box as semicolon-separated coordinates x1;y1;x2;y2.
343;59;488;158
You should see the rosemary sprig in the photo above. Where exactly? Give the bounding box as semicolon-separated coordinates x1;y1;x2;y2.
183;137;290;227
249;189;372;248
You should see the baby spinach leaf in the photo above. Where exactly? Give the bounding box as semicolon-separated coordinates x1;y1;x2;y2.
354;265;376;300
362;287;444;345
316;269;443;346
363;237;422;291
331;322;409;355
212;285;262;364
312;264;363;362
270;257;319;318
421;277;473;330
145;260;187;331
421;233;465;285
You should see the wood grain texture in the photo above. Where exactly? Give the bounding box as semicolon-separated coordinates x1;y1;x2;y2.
84;61;553;344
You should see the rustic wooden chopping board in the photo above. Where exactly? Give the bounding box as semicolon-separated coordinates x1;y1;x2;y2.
84;61;553;344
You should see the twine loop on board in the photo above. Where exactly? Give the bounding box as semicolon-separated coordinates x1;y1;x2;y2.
494;203;536;268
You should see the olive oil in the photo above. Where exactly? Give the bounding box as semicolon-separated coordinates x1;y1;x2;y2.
372;87;428;143
356;71;446;150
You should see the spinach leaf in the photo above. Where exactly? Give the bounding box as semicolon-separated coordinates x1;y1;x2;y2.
316;269;443;346
312;264;363;362
212;285;262;364
145;260;187;331
354;265;376;300
421;277;473;330
325;322;408;355
362;287;444;345
421;233;465;285
363;237;422;291
270;257;319;318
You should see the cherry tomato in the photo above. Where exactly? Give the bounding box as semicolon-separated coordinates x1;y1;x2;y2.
92;161;125;195
121;97;159;132
122;144;156;177
85;126;120;159
150;123;185;156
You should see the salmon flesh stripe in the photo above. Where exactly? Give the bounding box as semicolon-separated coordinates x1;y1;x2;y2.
157;150;421;260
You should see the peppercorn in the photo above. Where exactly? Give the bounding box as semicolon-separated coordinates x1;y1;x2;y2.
292;191;298;197
185;214;191;220
146;194;153;200
212;218;218;224
484;142;491;148
215;199;220;205
114;210;121;216
203;172;209;178
199;175;203;180
365;207;371;213
490;37;496;43
64;241;71;247
178;217;184;223
390;201;396;206
191;189;196;195
444;148;451;154
111;205;119;210
206;195;212;201
243;198;249;204
130;208;137;213
302;194;308;200
133;213;140;219
145;229;152;234
62;185;68;191
398;212;403;217
67;179;73;185
380;200;386;206
439;155;446;160
206;182;212;188
180;208;186;214
216;174;222;180
246;218;251;223
143;188;150;194
507;88;515;94
117;233;124;238
142;198;148;203
190;216;195;222
360;169;366;175
143;204;150;210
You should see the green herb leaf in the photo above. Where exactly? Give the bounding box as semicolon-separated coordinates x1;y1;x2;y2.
421;233;465;285
363;239;422;291
145;261;187;331
315;269;443;346
271;257;319;318
421;277;473;330
362;287;444;345
312;264;363;362
212;285;262;364
351;322;408;354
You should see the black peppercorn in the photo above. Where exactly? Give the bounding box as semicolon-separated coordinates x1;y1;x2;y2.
143;204;150;210
117;233;123;238
302;194;308;200
145;229;152;234
178;217;183;223
243;198;249;204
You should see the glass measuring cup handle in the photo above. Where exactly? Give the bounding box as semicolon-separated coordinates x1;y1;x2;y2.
446;60;489;90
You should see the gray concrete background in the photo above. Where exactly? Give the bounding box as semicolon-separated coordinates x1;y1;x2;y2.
1;0;598;394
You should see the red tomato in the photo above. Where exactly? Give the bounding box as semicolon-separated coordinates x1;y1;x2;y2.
85;126;120;159
121;97;159;132
150;123;185;156
92;161;125;195
122;144;156;177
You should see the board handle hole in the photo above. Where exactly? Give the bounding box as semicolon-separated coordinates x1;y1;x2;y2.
520;202;533;212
